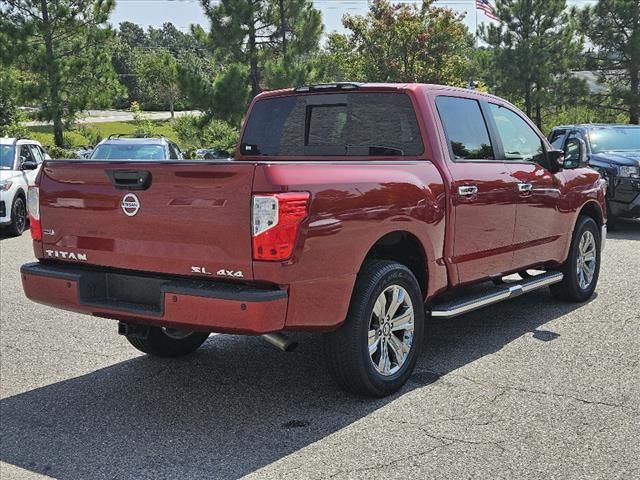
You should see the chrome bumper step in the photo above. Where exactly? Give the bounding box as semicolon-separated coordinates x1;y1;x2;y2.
429;271;564;319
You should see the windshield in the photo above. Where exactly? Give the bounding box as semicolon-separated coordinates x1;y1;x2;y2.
589;128;640;153
90;144;166;160
0;145;15;170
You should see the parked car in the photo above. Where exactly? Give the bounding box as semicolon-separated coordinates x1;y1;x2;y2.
89;134;184;160
0;137;47;236
21;83;607;397
549;124;640;225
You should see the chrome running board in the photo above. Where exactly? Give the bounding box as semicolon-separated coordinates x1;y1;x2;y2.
429;271;564;319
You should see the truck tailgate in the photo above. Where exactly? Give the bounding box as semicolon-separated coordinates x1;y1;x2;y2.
38;161;256;280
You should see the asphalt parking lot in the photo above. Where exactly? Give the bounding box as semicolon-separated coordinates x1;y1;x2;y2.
1;223;638;480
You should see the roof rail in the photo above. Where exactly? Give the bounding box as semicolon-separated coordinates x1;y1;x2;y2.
107;133;164;139
294;82;363;93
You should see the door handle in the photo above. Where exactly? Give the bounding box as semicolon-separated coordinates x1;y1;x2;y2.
518;183;533;193
458;185;478;197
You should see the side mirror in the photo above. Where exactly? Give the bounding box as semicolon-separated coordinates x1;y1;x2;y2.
21;160;38;170
546;149;565;173
563;138;587;169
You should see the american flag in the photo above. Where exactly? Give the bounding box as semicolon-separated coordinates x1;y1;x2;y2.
476;0;499;21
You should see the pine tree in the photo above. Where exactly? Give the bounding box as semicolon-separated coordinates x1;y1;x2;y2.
579;0;640;124
200;0;323;98
0;0;122;146
482;0;584;128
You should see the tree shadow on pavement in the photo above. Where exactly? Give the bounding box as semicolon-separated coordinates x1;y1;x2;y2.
0;290;592;479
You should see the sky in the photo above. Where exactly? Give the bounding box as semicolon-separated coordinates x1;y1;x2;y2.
111;0;506;35
111;0;595;37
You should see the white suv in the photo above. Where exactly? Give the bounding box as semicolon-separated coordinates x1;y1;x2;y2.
0;138;48;236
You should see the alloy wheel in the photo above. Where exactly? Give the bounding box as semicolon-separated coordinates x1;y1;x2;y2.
368;285;415;376
576;230;597;290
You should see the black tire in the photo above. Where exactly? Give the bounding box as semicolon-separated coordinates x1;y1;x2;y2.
550;216;601;302
8;196;27;236
323;260;425;397
126;326;209;357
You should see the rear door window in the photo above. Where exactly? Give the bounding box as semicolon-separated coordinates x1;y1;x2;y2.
435;96;494;160
241;92;423;157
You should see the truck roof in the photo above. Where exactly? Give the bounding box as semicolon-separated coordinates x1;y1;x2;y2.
257;82;506;103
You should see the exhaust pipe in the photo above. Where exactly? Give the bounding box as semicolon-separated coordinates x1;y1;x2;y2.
262;333;298;352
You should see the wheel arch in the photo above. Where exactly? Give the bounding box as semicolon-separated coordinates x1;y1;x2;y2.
579;200;604;227
362;230;428;297
14;187;26;201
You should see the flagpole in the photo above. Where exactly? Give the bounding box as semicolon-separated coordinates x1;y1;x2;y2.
475;1;479;49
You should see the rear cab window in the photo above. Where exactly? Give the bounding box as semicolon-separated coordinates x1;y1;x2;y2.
240;92;424;157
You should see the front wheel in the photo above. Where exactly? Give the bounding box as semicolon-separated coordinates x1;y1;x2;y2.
323;260;424;397
550;216;601;302
126;326;209;357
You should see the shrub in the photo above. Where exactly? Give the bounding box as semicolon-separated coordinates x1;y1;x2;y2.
171;114;239;152
130;101;154;136
45;145;76;159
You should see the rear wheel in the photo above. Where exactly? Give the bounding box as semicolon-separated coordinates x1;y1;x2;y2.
8;196;26;236
550;216;601;302
126;326;209;357
323;260;424;397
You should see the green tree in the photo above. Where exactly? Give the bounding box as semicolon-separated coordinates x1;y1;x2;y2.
200;0;323;98
0;67;29;137
327;0;473;86
178;62;250;126
1;0;123;146
139;50;182;117
481;0;585;128
578;0;640;124
112;23;146;108
315;32;364;82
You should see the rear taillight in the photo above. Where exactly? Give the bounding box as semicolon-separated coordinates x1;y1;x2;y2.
252;192;310;261
27;186;41;241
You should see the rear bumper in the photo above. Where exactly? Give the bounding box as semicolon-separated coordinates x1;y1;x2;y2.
21;262;288;334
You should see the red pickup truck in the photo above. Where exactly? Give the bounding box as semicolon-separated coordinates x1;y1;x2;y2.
22;83;607;396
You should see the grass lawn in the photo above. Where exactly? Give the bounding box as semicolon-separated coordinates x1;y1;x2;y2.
27;120;179;148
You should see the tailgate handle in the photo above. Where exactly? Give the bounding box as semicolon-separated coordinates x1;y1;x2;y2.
106;170;152;190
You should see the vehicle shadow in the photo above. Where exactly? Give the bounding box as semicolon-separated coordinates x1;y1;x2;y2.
0;290;590;479
607;219;640;241
0;226;28;241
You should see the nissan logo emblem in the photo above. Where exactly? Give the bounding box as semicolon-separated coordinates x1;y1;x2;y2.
121;193;141;217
